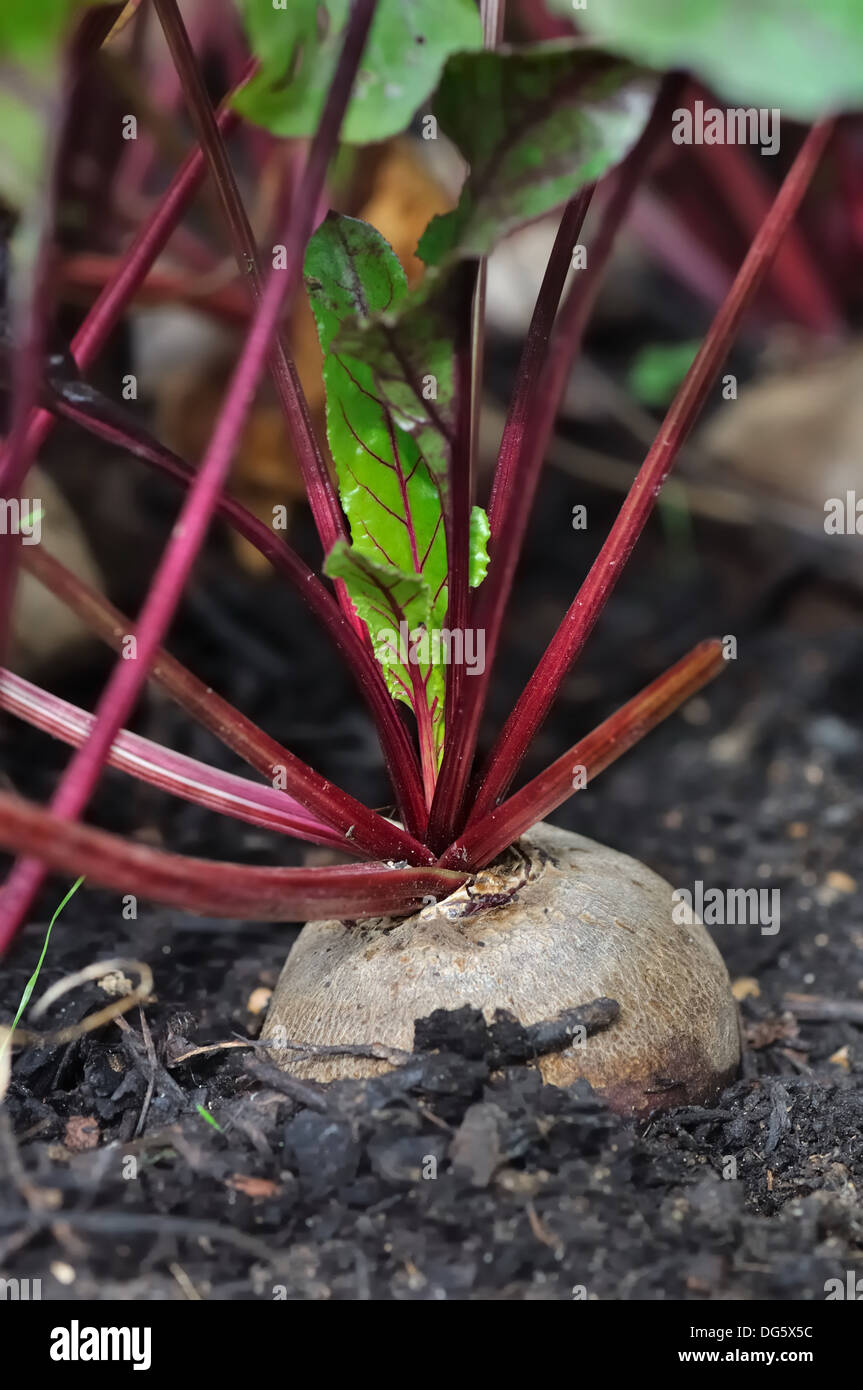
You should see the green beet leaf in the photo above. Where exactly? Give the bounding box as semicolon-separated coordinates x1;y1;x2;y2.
418;45;657;267
549;0;863;118
234;0;482;145
307;214;489;762
324;541;447;765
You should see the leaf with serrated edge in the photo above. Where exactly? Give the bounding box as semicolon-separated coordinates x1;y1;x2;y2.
306;215;451;616
313;217;457;502
308;217;489;762
324;541;445;758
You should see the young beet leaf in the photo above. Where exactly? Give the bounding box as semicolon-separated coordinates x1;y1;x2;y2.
306;213;489;796
0;3;837;1113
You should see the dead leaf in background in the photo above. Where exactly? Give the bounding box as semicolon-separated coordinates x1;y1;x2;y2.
358;138;453;287
11;466;103;674
156;296;324;575
699;341;863;518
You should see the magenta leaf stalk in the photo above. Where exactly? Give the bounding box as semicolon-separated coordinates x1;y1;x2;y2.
686;84;840;337
32;373;425;823
437;276;477;823
0;791;466;923
485;188;595;542
429;79;677;845
57;252;251;324
18;543;431;868
426;187;593;847
0;669;354;853
440;0;506;773
441;639;726;870
470;118;835;823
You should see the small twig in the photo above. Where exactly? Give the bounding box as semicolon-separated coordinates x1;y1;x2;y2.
526;1200;563;1254
9;959;153;1047
0;1111;59;1212
783;994;863;1024
0;1207;284;1267
169;1038;261;1065
243;1055;331;1113
169;1261;203;1301
263;1038;414;1065
113;1014;188;1115
135;1005;158;1136
488;997;620;1068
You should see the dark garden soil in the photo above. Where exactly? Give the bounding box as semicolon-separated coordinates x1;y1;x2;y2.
2;328;863;1301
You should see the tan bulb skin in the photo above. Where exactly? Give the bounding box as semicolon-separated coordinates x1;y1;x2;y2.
262;823;741;1118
